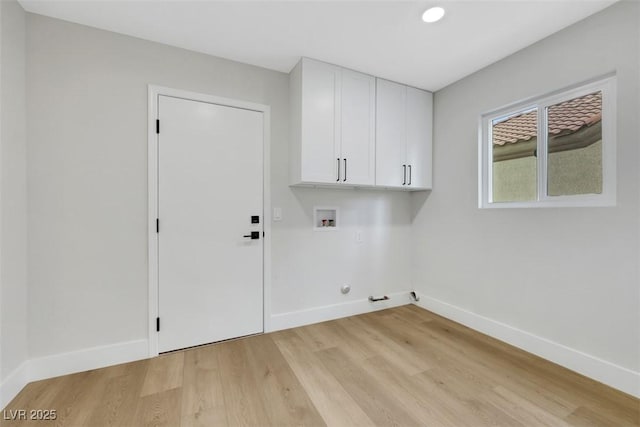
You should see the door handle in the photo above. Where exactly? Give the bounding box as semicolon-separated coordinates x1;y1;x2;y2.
337;158;340;182
408;165;412;186
343;159;347;182
243;231;260;240
402;165;406;185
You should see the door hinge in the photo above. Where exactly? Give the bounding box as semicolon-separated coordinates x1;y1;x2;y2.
156;317;160;332
156;119;160;134
156;218;159;233
263;231;265;237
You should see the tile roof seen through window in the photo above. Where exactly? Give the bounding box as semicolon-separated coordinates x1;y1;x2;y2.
492;92;602;146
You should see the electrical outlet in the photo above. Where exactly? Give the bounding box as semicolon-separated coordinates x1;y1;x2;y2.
355;230;363;243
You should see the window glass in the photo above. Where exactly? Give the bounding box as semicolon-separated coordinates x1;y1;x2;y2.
480;75;615;208
491;108;537;202
547;92;603;196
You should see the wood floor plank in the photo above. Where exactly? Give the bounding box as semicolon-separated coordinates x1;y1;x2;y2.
340;314;433;375
356;309;462;371
419;367;527;427
404;322;577;422
2;377;60;424
216;339;270;426
1;375;77;427
139;351;184;397
243;334;325;426
2;305;637;426
359;355;479;427
565;405;639;427
296;319;376;362
398;316;581;418
39;371;106;427
85;363;149;427
365;311;586;423
488;385;569;427
331;318;385;361
54;370;116;426
131;388;182;427
293;322;340;352
420;316;639;423
179;345;228;427
315;346;423;426
272;331;374;426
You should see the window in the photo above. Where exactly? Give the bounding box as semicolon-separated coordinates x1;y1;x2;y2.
479;75;616;208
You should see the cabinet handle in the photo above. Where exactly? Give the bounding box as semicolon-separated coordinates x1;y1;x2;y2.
337;158;340;182
408;165;412;186
343;159;347;182
402;165;406;185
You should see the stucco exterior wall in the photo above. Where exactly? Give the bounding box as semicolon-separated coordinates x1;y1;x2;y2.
493;140;602;202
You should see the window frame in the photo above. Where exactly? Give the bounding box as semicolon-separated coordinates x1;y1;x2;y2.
479;74;616;209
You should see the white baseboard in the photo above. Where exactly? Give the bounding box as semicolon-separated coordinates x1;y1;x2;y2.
3;292;409;407
2;294;408;408
6;293;636;409
1;339;149;410
269;291;411;332
0;361;29;409
413;294;640;398
28;339;149;382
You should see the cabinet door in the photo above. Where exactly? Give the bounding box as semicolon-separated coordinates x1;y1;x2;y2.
339;69;376;185
375;79;407;187
300;59;341;184
406;87;433;189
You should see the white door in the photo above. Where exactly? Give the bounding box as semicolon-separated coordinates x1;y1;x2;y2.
158;95;263;353
375;79;407;188
340;69;376;185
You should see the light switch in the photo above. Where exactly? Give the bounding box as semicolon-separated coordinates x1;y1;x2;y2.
273;207;282;221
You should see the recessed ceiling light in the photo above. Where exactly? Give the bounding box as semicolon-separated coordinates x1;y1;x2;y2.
422;6;445;23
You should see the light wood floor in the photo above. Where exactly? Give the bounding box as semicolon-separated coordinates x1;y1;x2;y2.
3;305;639;426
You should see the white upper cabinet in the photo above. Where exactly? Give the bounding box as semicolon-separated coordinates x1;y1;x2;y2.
290;58;375;186
375;79;433;190
290;58;431;190
290;58;340;184
406;86;433;189
339;69;376;185
375;79;407;188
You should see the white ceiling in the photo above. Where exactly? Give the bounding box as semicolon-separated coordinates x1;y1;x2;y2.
19;0;617;91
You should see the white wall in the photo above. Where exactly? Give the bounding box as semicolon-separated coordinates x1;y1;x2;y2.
271;188;411;327
26;14;411;360
18;0;637;400
411;0;639;387
0;0;28;399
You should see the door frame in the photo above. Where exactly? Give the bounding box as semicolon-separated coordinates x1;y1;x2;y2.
147;85;272;357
